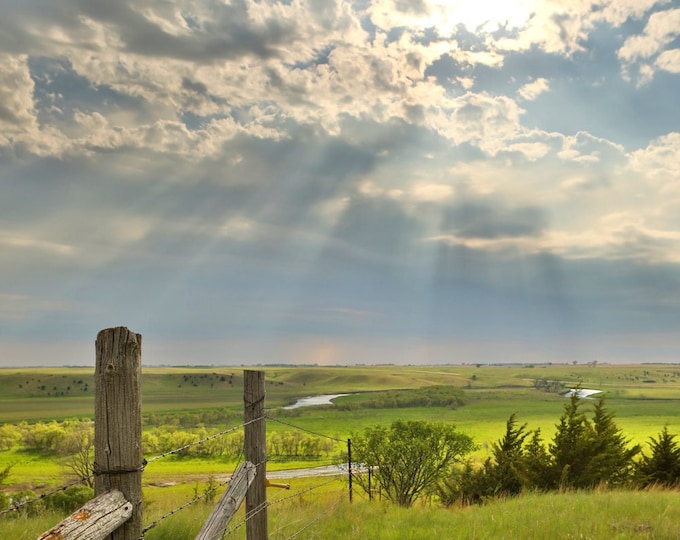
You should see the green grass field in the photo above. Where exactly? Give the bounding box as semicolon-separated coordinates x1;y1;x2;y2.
3;364;680;463
3;364;680;538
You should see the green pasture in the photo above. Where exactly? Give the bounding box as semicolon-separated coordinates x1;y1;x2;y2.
3;363;680;421
2;364;680;487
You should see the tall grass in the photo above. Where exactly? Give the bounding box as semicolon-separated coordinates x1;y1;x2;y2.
272;487;680;539
5;479;680;538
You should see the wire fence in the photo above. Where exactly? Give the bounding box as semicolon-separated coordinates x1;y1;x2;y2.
0;474;93;518
1;411;353;539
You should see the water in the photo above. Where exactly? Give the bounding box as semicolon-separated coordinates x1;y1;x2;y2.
283;393;350;409
564;388;602;398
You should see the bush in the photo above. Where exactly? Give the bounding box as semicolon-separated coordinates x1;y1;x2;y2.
44;485;94;513
352;420;475;507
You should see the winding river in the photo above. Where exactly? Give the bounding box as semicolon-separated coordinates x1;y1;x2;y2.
283;393;351;409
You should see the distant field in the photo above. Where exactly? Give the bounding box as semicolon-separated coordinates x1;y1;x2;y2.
1;364;680;453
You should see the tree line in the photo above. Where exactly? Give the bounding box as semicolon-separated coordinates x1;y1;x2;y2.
0;419;337;461
352;392;680;508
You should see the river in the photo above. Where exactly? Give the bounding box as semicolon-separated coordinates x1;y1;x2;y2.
283;393;351;409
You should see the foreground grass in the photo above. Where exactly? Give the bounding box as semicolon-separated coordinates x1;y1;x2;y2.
8;485;679;539
309;489;680;540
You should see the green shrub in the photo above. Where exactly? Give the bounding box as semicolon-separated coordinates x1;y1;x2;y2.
43;485;94;513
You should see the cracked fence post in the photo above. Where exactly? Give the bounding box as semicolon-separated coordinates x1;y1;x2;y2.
244;370;267;540
95;327;143;540
194;461;257;540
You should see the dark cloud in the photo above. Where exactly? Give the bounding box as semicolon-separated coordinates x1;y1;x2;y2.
181;77;209;96
443;200;548;240
78;0;296;62
393;0;428;15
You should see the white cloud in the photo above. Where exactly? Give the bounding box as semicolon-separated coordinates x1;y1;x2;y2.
655;48;680;73
0;54;36;131
518;78;550;100
558;131;626;164
597;0;670;26
504;142;551;160
409;183;455;202
618;7;680;82
628;132;680;192
0;230;76;256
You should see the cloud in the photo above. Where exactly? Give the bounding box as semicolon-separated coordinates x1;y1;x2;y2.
518;78;550;100
0;0;678;366
656;48;680;73
440;200;548;241
618;7;680;83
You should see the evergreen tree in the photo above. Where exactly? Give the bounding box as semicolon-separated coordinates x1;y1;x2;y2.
636;426;680;488
585;397;639;487
520;428;551;490
549;391;594;489
549;394;638;489
486;413;529;496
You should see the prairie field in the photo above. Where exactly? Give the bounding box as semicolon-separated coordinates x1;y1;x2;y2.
2;363;680;538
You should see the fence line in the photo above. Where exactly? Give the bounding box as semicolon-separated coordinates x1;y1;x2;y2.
269;477;342;508
0;420;255;519
224;467;345;536
0;474;92;517
3;407;349;539
6;327;360;539
140;471;235;537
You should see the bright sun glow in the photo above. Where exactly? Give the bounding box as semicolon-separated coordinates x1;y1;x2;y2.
426;0;537;34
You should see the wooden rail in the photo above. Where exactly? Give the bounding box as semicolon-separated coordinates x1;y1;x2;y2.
37;490;132;540
195;461;257;540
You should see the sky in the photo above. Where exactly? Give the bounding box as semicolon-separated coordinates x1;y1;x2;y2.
1;0;679;367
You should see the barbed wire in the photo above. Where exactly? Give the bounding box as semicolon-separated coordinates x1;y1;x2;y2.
0;419;256;522
224;474;342;537
145;416;264;463
266;458;346;473
280;492;346;540
265;415;345;443
268;477;342;509
0;474;92;517
139;466;238;537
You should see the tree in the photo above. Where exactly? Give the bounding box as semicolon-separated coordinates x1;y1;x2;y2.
486;413;529;496
352;420;475;507
442;415;549;505
520;428;551;490
61;420;95;487
549;391;594;489
549;394;638;489
585;397;639;487
636;426;680;488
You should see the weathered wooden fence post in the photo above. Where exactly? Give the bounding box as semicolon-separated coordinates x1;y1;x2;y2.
94;327;143;540
244;370;267;540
